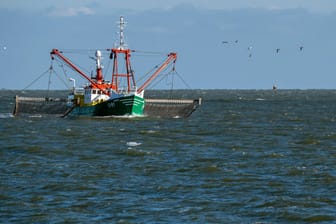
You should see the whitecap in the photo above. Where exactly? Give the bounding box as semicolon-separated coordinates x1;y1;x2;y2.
0;113;14;119
29;114;43;118
126;141;142;147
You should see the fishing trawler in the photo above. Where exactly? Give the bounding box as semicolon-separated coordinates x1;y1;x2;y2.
13;16;201;118
51;16;177;117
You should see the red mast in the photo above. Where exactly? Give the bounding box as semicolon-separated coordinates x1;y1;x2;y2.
109;16;136;93
110;48;136;92
109;16;178;94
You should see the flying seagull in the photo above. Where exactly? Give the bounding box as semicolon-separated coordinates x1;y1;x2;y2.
299;46;304;51
276;48;280;53
222;41;229;44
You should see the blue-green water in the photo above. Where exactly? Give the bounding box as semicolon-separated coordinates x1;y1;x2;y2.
1;89;336;223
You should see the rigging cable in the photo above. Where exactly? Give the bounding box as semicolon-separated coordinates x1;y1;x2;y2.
136;56;169;84
53;56;89;85
52;65;72;89
59;49;97;54
132;50;167;56
55;58;70;80
54;52;91;75
173;70;192;89
47;62;53;98
22;66;53;91
103;56;112;79
144;63;175;90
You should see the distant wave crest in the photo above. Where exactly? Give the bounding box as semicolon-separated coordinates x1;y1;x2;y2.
0;113;14;119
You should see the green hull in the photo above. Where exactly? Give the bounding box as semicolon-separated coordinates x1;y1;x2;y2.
70;95;144;117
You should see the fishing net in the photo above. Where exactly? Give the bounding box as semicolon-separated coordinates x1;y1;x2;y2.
13;96;68;116
144;99;201;118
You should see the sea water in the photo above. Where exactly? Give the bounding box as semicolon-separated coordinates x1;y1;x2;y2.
1;89;336;223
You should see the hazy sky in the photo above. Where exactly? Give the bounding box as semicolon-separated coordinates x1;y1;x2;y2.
2;0;336;13
1;0;336;89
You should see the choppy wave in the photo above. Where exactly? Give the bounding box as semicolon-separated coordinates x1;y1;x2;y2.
1;89;336;223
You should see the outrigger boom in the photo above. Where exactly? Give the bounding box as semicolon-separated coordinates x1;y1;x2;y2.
50;49;177;96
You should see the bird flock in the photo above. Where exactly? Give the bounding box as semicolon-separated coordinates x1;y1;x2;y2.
221;40;306;90
222;40;304;58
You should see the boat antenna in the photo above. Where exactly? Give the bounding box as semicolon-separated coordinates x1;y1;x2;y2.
118;16;127;50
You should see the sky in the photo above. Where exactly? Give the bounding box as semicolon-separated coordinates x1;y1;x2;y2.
1;0;336;89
